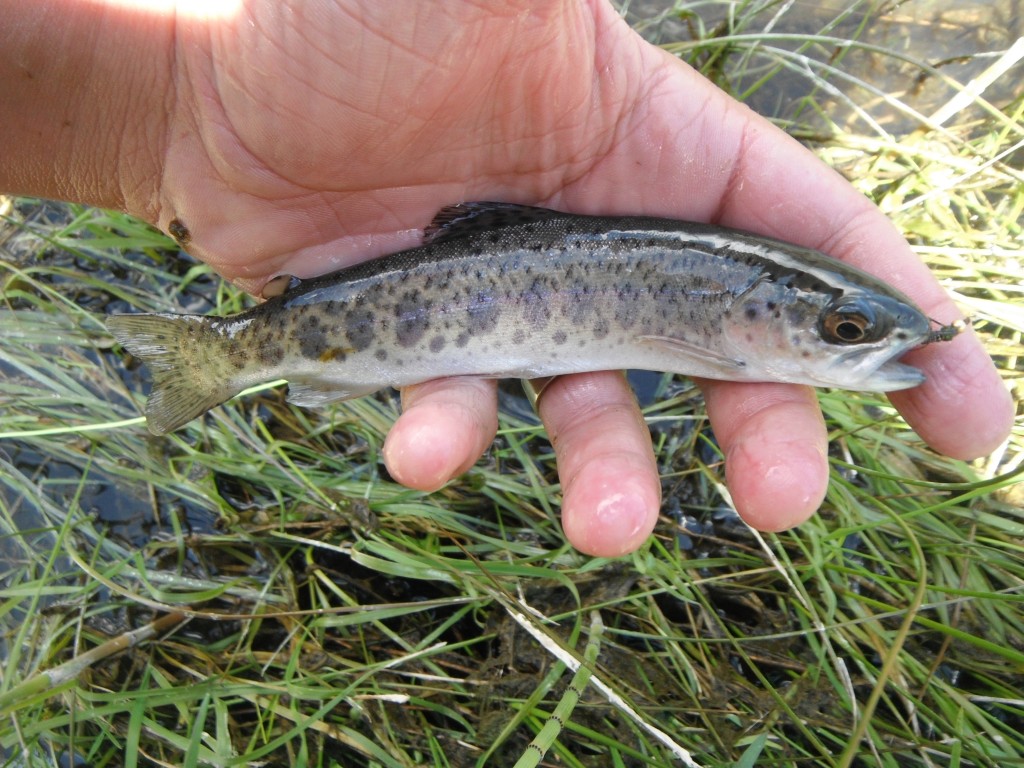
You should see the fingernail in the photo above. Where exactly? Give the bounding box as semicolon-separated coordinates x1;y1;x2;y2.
569;478;657;557
383;421;457;492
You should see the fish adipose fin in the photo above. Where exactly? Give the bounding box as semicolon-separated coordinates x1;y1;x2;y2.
285;378;380;408
106;314;242;436
638;335;747;374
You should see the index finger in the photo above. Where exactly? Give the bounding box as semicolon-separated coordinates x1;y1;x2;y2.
587;51;1014;458
704;109;1012;459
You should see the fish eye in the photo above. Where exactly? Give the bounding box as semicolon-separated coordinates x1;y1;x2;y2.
826;313;870;342
820;298;891;345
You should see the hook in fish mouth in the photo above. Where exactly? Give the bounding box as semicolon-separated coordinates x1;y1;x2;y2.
925;317;968;345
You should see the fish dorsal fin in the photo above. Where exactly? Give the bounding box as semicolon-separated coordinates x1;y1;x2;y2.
423;202;561;245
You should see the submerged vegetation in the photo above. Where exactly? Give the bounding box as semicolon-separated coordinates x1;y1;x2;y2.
1;1;1022;765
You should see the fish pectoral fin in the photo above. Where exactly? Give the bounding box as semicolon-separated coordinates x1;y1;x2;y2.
285;377;381;407
637;335;746;371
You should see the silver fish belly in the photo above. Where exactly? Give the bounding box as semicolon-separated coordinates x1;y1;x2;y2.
106;202;945;435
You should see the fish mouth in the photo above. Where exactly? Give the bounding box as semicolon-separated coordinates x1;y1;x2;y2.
828;342;927;392
864;359;926;391
862;316;963;391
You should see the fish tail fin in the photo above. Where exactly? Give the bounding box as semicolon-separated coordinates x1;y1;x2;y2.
106;313;243;435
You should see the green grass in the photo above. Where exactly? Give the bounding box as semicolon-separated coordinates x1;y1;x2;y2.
2;1;1023;766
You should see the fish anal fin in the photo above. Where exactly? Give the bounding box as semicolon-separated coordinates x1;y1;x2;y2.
637;335;746;371
286;377;381;407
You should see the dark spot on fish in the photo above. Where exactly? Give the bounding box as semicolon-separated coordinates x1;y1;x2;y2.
298;328;329;360
593;318;610;339
429;335;446;353
466;292;500;334
168;218;191;246
395;290;431;348
346;307;376;351
564;286;595;325
375;348;388;362
527;300;552;328
293;315;332;360
519;276;553;328
455;331;471;348
614;303;637;329
512;328;526;345
745;307;758;320
256;341;282;366
552;330;567;345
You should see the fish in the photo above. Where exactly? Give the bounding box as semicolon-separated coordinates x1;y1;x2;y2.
106;202;954;436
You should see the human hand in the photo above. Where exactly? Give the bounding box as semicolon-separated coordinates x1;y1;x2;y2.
2;0;1011;556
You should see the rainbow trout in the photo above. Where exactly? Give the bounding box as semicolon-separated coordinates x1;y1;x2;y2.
107;202;953;435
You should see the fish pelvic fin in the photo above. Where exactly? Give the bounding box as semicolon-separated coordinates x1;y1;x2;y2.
106;313;243;435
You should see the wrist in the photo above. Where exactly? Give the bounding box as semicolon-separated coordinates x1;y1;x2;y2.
0;1;175;218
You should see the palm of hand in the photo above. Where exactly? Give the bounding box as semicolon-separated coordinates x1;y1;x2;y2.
160;2;636;290
146;0;1008;556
